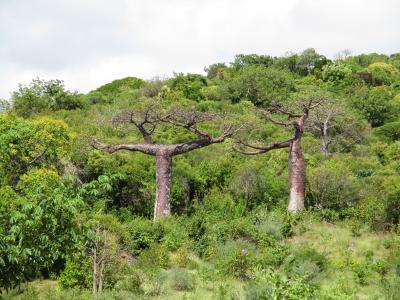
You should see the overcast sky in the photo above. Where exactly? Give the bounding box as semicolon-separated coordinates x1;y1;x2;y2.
1;0;399;99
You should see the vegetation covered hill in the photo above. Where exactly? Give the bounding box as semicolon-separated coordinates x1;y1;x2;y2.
1;49;400;299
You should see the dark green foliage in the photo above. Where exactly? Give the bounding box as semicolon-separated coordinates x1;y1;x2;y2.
12;78;85;117
283;245;327;282
245;269;316;300
224;65;296;106
204;63;227;80
168;73;208;101
124;217;164;255
231;54;274;69
375;120;400;141
0;169;83;290
59;256;92;289
215;239;257;279
93;77;145;99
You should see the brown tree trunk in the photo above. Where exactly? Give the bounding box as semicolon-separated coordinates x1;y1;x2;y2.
92;249;97;295
98;260;104;293
321;123;329;154
154;153;172;221
288;125;306;212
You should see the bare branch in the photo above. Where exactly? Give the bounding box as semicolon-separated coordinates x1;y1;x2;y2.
28;147;49;165
234;139;292;155
159;110;219;140
269;102;302;118
91;138;158;155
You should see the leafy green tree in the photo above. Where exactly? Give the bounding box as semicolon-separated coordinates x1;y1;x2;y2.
295;48;330;76
0;99;11;113
168;73;208;101
321;62;353;84
0;169;83;290
273;52;299;73
204;63;228;80
224;65;296;106
93;77;145;99
231;54;274;69
351;86;399;127
389;53;400;69
351;53;389;67
12;78;85;117
375;121;400;141
361;62;400;86
0;116;70;186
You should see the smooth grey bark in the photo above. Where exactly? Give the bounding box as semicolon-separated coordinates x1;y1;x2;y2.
288;117;306;212
154;153;172;221
92;116;237;222
236;100;320;213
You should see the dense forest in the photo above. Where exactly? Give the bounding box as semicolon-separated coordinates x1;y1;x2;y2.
1;49;400;299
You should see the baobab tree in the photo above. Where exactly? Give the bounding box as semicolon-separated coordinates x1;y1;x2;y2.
92;104;238;221
235;99;321;212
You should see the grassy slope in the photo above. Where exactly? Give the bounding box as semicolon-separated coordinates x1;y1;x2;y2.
5;220;398;300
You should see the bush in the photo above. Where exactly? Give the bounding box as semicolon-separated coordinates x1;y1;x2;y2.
375;121;400;141
350;261;371;285
160;217;189;251
59;256;92;289
252;208;292;241
124;217;164;255
12;78;85;117
141;270;167;296
245;268;316;300
308;164;360;212
214;239;256;279
170;268;195;291
136;244;169;272
171;247;190;268
114;272;143;294
283;245;327;282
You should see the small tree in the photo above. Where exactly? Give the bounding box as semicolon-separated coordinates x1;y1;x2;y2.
235;99;321;212
88;224;119;294
92;104;238;221
305;98;367;154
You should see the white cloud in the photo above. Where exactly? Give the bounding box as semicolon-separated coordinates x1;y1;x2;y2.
1;0;399;98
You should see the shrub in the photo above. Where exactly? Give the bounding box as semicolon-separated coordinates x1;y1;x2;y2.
350;261;370;285
141;270;167;296
124;217;164;255
136;244;169;272
171;247;190;268
160;217;189;251
252;208;292;241
283;245;327;282
170;268;195;291
214;239;256;279
245;268;316;300
59;256;92;289
12;78;85;117
114;272;143;294
308;164;360;212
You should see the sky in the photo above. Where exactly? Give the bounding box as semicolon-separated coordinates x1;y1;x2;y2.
1;0;399;99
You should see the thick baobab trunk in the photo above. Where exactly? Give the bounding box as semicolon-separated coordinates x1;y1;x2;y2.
288;138;305;212
154;153;172;221
288;119;306;213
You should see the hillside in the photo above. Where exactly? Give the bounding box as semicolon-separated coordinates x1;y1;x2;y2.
1;50;400;299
